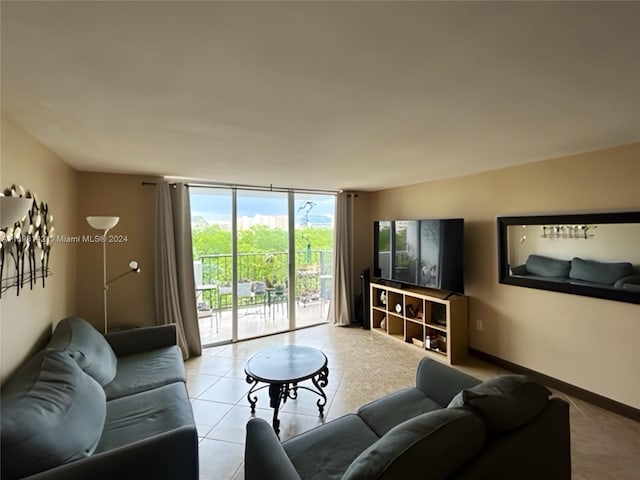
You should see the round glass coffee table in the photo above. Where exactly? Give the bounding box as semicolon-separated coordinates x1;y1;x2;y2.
245;345;329;436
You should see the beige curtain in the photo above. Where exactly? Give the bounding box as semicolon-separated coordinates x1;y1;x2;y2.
329;191;356;326
155;181;202;359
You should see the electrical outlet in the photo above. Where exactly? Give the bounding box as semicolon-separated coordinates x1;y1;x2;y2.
476;319;484;331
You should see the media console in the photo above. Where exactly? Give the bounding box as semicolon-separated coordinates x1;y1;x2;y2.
369;282;468;365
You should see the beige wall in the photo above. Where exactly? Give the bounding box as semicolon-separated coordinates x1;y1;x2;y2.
369;143;640;409
0;117;78;382
75;173;157;332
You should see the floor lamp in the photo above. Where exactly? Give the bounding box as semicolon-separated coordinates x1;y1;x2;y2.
87;215;129;334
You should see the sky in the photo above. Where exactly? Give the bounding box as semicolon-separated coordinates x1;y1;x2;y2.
189;188;335;224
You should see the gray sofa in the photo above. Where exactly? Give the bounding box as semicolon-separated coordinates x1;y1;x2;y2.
511;254;640;291
245;358;571;480
0;316;198;480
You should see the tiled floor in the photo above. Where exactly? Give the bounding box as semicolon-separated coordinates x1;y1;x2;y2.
185;324;640;480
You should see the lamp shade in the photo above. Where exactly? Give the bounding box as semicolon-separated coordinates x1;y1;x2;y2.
87;216;120;230
0;197;33;228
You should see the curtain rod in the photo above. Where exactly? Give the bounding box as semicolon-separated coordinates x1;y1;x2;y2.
141;180;339;195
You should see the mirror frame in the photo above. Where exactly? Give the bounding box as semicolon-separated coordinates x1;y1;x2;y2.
497;211;640;305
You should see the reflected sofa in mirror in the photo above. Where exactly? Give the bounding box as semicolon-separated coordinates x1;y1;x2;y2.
497;212;640;304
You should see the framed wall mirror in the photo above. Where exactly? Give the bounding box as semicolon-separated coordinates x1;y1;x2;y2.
497;212;640;304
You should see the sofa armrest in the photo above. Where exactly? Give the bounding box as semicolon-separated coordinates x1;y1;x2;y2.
614;274;640;289
343;409;485;480
451;397;571;480
105;324;177;357
416;358;481;406
245;418;301;480
510;264;527;275
23;425;198;480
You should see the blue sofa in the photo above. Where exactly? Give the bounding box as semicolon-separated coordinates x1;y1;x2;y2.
511;254;640;291
0;316;198;480
245;358;571;480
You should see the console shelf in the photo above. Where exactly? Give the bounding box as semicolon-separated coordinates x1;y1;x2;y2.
369;282;468;364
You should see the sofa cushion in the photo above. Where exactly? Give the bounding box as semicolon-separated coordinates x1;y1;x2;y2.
570;257;634;285
526;255;571;278
103;345;186;400
283;414;379;480
447;374;551;435
48;316;118;386
1;350;106;479
342;409;485;480
96;382;194;452
357;387;442;436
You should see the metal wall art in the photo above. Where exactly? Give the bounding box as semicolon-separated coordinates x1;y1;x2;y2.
0;185;54;298
541;224;596;239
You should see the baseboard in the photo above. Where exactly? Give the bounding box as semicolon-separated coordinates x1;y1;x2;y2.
469;348;640;422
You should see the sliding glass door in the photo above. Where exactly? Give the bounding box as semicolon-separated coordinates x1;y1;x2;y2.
236;190;290;340
190;186;335;346
191;188;233;344
293;193;335;328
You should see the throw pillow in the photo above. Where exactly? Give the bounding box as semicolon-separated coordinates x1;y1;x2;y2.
48;316;118;386
526;255;571;278
1;350;106;478
447;374;551;435
570;257;633;285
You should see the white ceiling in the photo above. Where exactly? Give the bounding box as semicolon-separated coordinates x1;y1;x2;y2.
2;1;639;192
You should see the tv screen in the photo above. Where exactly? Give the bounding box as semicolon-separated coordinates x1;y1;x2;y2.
374;219;464;293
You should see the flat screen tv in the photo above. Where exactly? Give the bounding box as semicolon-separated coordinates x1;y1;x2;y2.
373;219;464;293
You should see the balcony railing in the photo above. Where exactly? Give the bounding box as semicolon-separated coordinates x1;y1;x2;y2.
195;250;332;311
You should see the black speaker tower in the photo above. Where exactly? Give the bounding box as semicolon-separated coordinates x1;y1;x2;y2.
360;268;371;329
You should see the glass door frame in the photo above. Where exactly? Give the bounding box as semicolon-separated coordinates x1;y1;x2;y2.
229;189;295;342
231;188;238;341
287;193;296;332
192;185;335;346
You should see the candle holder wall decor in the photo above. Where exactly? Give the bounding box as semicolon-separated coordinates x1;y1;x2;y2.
0;185;54;298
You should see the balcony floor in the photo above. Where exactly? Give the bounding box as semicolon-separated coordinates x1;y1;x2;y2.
198;299;330;345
